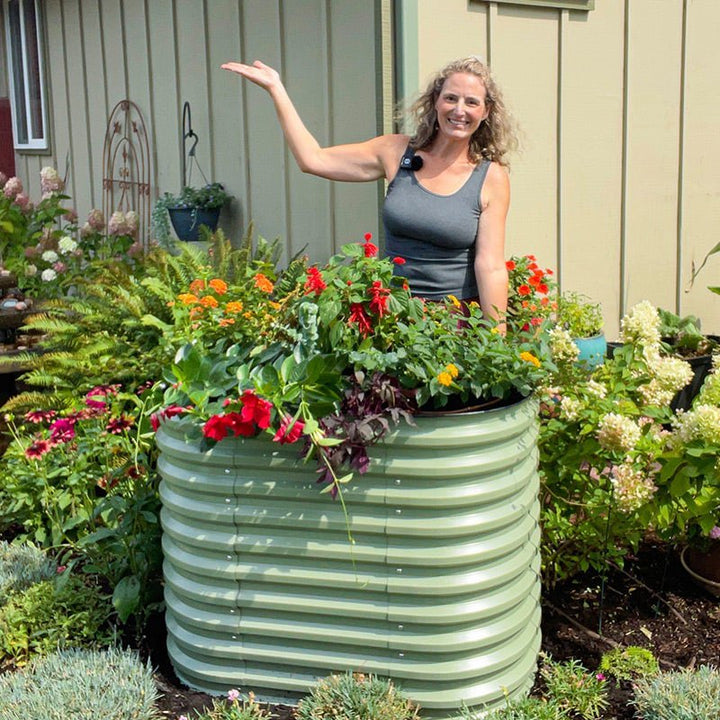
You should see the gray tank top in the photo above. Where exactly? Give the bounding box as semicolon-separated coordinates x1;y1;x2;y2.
383;147;491;300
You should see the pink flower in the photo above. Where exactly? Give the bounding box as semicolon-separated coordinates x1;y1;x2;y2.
106;414;134;434
0;171;7;187
13;192;31;211
40;166;65;194
24;409;57;423
108;211;130;236
87;208;105;231
49;417;76;443
273;415;305;444
150;404;186;431
53;261;67;274
3;176;22;199
596;673;606;681
227;689;240;702
710;526;720;540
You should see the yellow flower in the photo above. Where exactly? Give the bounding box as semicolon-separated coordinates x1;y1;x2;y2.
445;363;459;378
447;294;462;308
437;371;453;386
177;293;199;305
520;351;541;368
269;301;282;310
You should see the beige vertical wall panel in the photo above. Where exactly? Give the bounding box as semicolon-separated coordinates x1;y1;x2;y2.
61;0;93;211
79;0;108;210
679;1;720;331
281;0;333;263
99;0;128;113
623;0;683;314
205;0;245;243
241;0;288;247
559;2;625;336
492;6;558;270
327;0;383;251
146;0;180;206
416;0;489;92
44;2;73;196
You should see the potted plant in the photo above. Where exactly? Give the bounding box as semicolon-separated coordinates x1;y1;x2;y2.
557;291;606;369
657;308;719;411
152;182;230;243
152;237;554;716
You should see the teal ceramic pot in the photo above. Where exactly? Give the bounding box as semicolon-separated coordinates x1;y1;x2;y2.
573;332;607;370
157;396;541;719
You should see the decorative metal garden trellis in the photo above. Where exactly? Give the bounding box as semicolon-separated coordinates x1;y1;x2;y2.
102;100;152;248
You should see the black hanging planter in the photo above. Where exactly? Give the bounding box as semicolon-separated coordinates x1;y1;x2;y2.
167;207;221;242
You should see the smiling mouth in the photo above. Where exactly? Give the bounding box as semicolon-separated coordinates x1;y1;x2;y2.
447;118;469;127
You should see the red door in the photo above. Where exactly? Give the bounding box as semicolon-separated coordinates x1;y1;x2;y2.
0;97;16;178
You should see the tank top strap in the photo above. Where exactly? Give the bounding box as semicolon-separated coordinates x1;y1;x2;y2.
398;145;418;171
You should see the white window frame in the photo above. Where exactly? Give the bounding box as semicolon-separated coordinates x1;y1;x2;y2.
483;0;593;9
4;0;48;151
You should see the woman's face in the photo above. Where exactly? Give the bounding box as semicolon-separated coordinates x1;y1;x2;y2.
434;72;489;141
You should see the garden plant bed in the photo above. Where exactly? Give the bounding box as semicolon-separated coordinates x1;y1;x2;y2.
146;541;720;720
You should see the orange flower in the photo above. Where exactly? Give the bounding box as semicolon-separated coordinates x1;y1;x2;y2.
178;293;199;305
505;260;516;271
225;301;244;315
269;301;282;310
209;278;228;295
189;306;204;318
218;317;235;327
189;279;206;294
200;295;219;308
254;273;274;293
518;285;531;296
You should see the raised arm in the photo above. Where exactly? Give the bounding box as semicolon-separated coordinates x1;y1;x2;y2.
221;60;406;182
475;162;510;327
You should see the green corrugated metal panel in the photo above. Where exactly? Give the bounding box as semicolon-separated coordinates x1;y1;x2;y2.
157;396;541;719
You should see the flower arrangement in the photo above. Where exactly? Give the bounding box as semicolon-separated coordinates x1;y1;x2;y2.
506;254;557;332
557;291;604;339
157;235;553;494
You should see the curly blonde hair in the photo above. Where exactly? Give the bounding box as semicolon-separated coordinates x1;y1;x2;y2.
407;57;518;167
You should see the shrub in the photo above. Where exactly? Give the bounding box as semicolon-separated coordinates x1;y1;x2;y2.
295;672;420;720
598;646;660;683
0;573;115;665
464;697;566;719
186;689;271;720
0;541;56;605
0;646;159;720
632;665;720;720
539;655;608;720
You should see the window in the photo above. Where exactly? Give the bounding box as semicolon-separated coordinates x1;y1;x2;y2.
4;0;47;150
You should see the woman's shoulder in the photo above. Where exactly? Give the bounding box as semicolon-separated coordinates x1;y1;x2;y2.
378;134;412;182
481;161;510;210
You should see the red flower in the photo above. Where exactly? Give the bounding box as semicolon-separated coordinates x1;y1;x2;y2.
505;260;516;271
348;303;373;337
24;410;57;424
150;404;186;431
25;439;51;459
203;414;231;441
392;256;406;265
362;233;378;257
273;415;305;444
239;390;272;430
367;280;390;318
106;414;134;434
224;412;257;437
518;285;531;296
304;267;327;296
537;283;549;294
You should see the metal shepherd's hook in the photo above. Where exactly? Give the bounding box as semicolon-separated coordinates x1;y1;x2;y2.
181;101;199;189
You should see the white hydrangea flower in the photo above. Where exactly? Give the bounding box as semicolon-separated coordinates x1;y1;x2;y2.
586;380;607;399
560;396;583;421
611;462;657;513
597;413;641;452
697;366;720;407
41;250;59;263
639;354;693;406
673;404;720;446
25;264;37;277
41;268;57;282
549;326;580;363
620;301;661;348
58;235;78;254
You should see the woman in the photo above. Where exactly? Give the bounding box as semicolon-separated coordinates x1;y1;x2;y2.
221;56;516;324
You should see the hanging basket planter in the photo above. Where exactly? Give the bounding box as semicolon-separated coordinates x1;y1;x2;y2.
168;207;221;242
157;395;542;719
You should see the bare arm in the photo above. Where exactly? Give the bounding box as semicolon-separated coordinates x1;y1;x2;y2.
221;60;406;182
475;162;510;327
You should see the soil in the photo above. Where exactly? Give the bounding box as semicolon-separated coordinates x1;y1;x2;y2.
147;540;720;719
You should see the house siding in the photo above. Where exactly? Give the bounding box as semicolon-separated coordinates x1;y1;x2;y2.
405;0;720;338
7;0;390;264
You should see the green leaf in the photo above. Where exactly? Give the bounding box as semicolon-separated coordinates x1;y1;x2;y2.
113;575;141;622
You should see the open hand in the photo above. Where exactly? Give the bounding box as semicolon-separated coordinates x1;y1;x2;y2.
221;60;281;92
